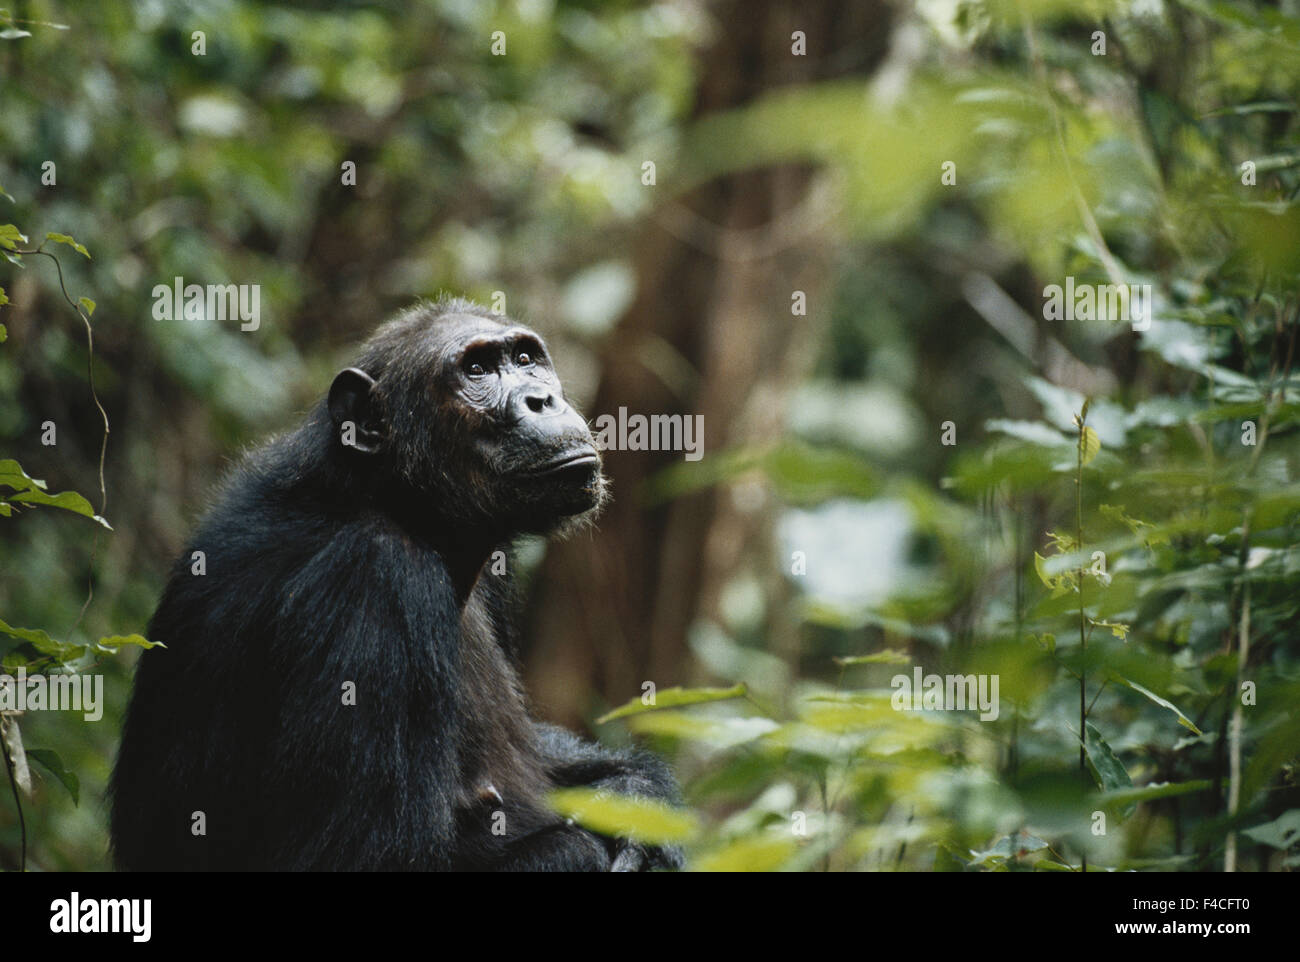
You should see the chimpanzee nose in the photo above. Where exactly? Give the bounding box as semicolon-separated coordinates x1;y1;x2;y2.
523;390;558;415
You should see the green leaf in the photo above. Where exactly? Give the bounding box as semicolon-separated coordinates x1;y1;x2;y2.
596;683;747;723
0;27;32;40
0;618;86;662
0;458;47;493
1078;425;1100;466
1241;810;1300;850
547;788;698;845
45;232;90;259
1090;618;1130;641
972;830;1050;863
0;223;28;251
0;285;8;307
626;711;779;749
1033;551;1052;589
1115;676;1202;734
8;487;111;528
96;634;165;651
1100;780;1213;807
1034;551;1073;597
1085;722;1133;794
693;835;797;872
1033;859;1075;871
1099;504;1169;549
0;323;6;342
78;296;96;317
26;749;80;806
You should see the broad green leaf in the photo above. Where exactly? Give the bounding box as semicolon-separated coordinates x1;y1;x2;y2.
8;487;111;528
693;835;797;872
0;223;27;250
1241;810;1300;850
547;788;697;845
800;691;923;733
26;749;80;806
1115;676;1202;734
626;711;778;749
1085;723;1133;795
78;296;95;317
0;284;8;307
0;458;47;493
0;324;6;343
45;232;90;259
0;618;86;662
596;683;746;723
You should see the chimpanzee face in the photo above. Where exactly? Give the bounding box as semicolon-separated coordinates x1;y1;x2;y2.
328;306;606;533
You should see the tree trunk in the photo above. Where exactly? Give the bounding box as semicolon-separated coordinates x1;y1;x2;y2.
522;0;892;725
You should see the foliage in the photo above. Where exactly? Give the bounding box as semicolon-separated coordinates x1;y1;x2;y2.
2;0;1298;872
575;0;1300;871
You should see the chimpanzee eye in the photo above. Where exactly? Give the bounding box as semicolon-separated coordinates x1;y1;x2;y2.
467;362;486;377
516;352;533;367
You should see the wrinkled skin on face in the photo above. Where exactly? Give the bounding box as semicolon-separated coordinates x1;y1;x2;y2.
328;305;607;535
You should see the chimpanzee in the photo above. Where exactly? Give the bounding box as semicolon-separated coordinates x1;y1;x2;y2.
109;297;683;871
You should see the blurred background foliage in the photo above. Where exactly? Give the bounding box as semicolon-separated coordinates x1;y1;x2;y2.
1;0;1298;871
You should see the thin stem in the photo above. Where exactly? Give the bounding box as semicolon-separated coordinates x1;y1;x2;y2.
12;243;109;636
1076;410;1087;874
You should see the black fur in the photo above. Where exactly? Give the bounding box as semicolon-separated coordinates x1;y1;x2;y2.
109;298;683;871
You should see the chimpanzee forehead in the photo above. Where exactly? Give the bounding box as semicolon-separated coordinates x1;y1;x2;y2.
429;313;542;354
433;312;508;341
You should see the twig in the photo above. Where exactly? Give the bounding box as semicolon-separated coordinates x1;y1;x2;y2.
13;243;109;634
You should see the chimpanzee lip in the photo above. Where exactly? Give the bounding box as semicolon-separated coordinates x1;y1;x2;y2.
530;449;599;476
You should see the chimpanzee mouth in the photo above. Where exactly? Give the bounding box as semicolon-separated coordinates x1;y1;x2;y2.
530;449;600;477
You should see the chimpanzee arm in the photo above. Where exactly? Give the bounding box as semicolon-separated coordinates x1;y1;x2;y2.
533;722;686;871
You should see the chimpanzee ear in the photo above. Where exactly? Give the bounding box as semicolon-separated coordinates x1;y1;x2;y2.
328;367;384;455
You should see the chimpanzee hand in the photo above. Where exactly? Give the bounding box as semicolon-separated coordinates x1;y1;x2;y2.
610;838;685;872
